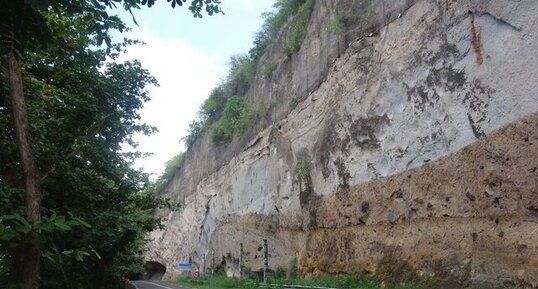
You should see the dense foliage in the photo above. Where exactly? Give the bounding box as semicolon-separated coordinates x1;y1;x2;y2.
211;96;257;144
181;0;316;152
0;1;222;288
153;153;185;193
250;0;315;61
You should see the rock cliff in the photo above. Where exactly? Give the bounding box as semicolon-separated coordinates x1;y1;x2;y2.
145;0;538;286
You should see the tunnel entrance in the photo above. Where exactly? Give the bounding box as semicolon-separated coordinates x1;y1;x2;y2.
143;261;166;280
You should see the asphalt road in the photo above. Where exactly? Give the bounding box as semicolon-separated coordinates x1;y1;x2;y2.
131;280;190;289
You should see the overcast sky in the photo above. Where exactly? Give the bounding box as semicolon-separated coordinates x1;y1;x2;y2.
113;0;275;179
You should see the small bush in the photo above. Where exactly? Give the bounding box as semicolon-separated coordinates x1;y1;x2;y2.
294;152;314;206
274;266;286;278
235;104;256;137
211;119;233;145
154;153;184;193
226;54;255;95
263;60;278;79
183;119;206;149
202;86;227;124
294;158;312;178
287;256;298;279
210;96;261;145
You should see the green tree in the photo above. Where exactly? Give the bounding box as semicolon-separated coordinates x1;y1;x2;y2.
154;153;185;193
210;96;257;144
0;1;222;288
201;85;227;124
226;54;255;95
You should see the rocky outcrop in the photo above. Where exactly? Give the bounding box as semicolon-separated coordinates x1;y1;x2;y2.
145;0;538;287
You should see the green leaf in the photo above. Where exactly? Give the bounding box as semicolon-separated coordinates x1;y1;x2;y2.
74;250;90;262
0;230;20;241
54;221;71;231
91;249;102;260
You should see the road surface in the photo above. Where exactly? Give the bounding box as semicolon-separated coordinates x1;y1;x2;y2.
130;280;190;289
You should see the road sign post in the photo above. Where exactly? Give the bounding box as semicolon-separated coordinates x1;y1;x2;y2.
263;239;268;284
239;243;244;279
211;249;215;279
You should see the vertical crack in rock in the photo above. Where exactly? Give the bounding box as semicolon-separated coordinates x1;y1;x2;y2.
470;12;484;66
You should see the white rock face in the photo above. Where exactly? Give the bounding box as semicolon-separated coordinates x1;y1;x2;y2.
145;0;538;285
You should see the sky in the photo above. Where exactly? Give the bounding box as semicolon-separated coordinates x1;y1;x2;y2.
112;0;275;179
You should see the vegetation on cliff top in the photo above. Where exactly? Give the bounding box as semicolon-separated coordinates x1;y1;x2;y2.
182;0;317;149
156;0;317;193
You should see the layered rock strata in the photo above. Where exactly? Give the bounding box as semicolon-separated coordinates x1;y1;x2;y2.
145;0;538;286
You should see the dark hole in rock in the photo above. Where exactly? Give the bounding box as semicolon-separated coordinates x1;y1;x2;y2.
471;232;478;242
361;202;370;214
390;189;404;199
143;261;166;280
407;208;417;219
465;192;476;201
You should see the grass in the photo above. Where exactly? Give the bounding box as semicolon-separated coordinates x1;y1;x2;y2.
162;273;533;289
163;275;255;289
163;274;428;289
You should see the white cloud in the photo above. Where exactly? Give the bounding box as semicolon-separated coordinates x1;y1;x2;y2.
120;30;220;178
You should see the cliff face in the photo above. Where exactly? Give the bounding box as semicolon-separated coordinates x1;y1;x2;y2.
145;0;538;286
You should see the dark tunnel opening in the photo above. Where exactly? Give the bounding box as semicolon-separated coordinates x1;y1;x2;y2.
143;261;166;280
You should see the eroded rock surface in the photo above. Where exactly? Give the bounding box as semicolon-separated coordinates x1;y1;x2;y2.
145;0;538;286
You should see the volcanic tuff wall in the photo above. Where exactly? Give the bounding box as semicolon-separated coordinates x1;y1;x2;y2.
145;0;538;286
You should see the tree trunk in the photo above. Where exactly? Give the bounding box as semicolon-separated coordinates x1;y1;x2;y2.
7;50;42;289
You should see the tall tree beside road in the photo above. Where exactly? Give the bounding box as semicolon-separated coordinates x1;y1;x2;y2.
0;0;222;288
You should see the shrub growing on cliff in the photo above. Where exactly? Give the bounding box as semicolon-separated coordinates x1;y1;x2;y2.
294;158;313;178
183;119;206;149
211;119;234;144
211;96;257;144
283;0;316;57
154;153;185;193
327;2;375;42
226;54;256;95
202;85;227;123
287;256;299;279
294;155;314;207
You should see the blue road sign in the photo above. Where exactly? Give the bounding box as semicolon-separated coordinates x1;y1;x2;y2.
177;263;192;271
